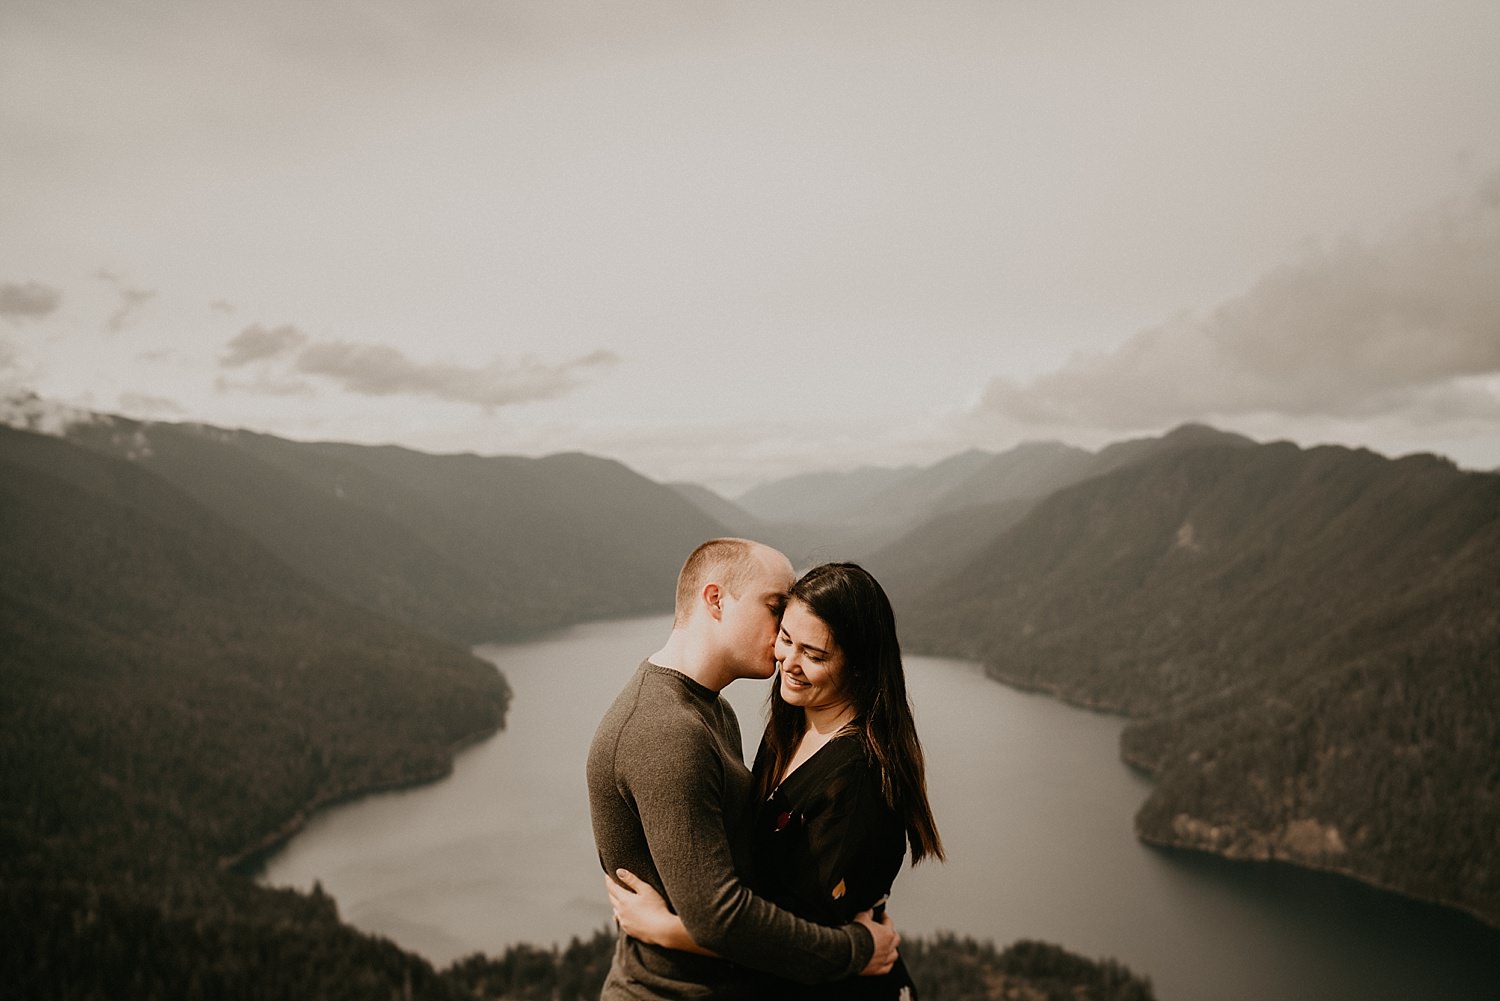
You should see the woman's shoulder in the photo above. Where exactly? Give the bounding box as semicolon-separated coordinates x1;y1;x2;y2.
824;728;871;765
794;729;879;792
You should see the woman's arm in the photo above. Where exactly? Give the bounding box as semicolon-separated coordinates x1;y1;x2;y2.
606;869;717;956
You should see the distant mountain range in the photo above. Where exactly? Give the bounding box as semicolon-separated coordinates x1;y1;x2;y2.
899;436;1500;928
51;414;727;643
682;422;1499;927
0;409;1169;997
1;424;519;995
677;423;1255;591
3;401;1495;996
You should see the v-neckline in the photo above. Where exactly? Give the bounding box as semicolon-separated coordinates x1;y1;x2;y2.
776;725;855;789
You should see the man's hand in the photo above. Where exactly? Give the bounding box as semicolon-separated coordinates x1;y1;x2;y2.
854;909;899;976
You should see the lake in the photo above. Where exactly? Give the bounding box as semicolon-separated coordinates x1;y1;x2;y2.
260;615;1500;1000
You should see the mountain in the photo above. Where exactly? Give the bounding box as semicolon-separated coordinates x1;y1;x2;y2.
0;420;1159;998
856;448;999;522
56;416;729;642
733;427;1253;544
664;482;838;568
864;495;1040;610
1085;421;1256;479
0;425;511;874
901;436;1500;926
669;481;765;534
868;425;1257;609
734;463;920;524
731;450;1007;536
0;425;513;996
923;440;1094;515
726;451;1016;566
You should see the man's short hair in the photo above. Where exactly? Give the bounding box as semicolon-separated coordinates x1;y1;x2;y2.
674;538;761;627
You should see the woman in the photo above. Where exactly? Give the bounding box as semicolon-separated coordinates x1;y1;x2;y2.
609;562;944;999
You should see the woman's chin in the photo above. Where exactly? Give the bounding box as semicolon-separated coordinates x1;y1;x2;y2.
779;682;809;705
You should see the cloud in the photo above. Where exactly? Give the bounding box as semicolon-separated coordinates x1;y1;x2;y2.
118;392;186;418
0;281;63;321
221;323;309;366
977;169;1500;430
95;270;156;332
293;342;620;409
215;373;317;397
215;318;618;409
0;390;103;437
106;288;157;332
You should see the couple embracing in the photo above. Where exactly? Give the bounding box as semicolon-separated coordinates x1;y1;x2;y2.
586;538;944;999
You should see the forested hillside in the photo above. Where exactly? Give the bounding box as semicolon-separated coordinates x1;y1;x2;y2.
901;437;1500;926
2;421;1154;998
0;425;513;996
864;424;1256;606
57;415;728;643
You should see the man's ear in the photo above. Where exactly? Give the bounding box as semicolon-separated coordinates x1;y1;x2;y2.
701;582;724;620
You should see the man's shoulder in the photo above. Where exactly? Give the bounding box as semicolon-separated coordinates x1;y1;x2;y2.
594;662;727;751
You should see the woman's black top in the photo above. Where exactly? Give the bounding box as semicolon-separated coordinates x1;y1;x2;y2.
750;729;916;1000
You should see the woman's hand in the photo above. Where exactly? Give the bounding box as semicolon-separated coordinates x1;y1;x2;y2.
606;868;713;955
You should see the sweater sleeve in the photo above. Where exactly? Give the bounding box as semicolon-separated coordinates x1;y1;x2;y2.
617;713;875;984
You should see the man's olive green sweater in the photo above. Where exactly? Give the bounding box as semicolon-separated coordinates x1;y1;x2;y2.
586;661;874;999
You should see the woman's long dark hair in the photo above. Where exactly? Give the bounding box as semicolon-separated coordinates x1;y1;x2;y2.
753;562;945;864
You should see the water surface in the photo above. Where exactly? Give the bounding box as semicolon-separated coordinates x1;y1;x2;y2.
262;616;1500;1000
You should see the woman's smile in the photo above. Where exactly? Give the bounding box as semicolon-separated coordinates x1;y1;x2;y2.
775;600;850;715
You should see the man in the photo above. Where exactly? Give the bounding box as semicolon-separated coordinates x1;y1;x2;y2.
586;538;900;999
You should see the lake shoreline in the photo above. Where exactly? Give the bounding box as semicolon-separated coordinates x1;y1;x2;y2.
260;621;1500;998
1134;827;1500;935
227;718;505;878
978;662;1500;936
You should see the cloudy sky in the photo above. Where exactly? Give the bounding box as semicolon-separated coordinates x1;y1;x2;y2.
3;0;1498;493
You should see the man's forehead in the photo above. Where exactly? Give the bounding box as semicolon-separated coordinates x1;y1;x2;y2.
751;582;790;603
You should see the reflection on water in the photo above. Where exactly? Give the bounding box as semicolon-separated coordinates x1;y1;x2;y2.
261;616;1500;1001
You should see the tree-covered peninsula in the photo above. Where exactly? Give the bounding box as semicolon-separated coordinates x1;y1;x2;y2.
899;436;1500;928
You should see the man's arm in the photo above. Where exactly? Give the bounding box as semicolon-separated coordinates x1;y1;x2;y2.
608;869;899;976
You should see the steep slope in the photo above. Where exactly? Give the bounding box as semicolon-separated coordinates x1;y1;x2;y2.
903;438;1500;926
735;463;919;524
1;425;512;997
0;422;1161;999
864;495;1038;612
856;448;999;523
669;481;766;535
870;424;1256;609
925;440;1094;515
59;417;728;642
0;425;510;878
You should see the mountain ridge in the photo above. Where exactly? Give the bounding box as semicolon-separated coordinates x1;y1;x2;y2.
899;436;1500;927
53;414;729;643
0;416;1163;998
